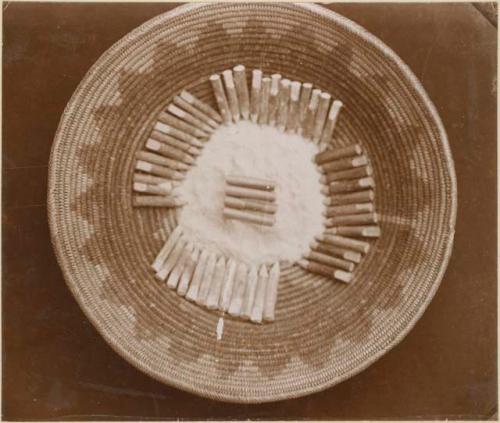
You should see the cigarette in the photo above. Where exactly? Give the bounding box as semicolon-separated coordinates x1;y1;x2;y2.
185;249;210;302
317;233;370;254
323;189;374;206
158;111;208;139
144;140;195;167
315;143;362;165
133;182;172;196
225;185;276;202
297;259;352;283
224;196;277;214
133;173;173;188
329;177;375;194
180;90;222;124
228;262;249;317
166;242;194;289
297;82;313;130
326;212;379;226
285;81;301;133
154;122;205;147
226;175;275;191
302;88;321;139
250;264;268;323
206;256;227;310
135;159;184;180
241;265;259;319
167;104;214;134
218;259;237;312
151;128;204;152
195;252;217;306
233;65;250;120
322;155;368;173
310;239;362;264
132;195;186;208
322;202;374;218
263;261;280;322
152;225;183;272
223;208;276;226
319;100;343;146
267;74;282;126
326;225;381;238
209;74;231;125
176;248;200;297
257;77;271;125
155;237;187;281
222;70;240;123
305;250;355;272
312;92;331;143
320;165;372;184
249;69;262;123
276;79;291;131
173;95;220;130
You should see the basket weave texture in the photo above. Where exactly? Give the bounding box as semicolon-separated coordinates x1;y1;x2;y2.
48;3;456;403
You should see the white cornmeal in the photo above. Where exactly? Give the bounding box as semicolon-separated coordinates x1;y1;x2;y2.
177;121;325;265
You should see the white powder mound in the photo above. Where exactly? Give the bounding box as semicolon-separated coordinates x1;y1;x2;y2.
177;121;325;265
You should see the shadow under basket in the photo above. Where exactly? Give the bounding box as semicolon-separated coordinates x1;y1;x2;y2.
48;3;457;403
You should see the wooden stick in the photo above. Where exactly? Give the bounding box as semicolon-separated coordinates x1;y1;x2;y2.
167;104;214;134
135;160;184;180
263;262;280;322
185;249;210;302
158;111;208;139
133;195;185;208
250;69;262;123
257;77;271;125
323;189;374;206
323;202;374;218
133;172;173;187
223;208;276;226
329;177;375;194
228;262;248;317
310;239;361;264
302;88;321;139
317;233;370;254
137;149;190;171
320;165;372;184
166;242;194;289
305;250;355;272
196;252;217;306
209;74;231;124
206;256;227;310
155;237;187;281
241;265;259;319
225;185;276;202
144;140;195;167
151;129;203;153
233;65;250;120
297;82;313;132
326;225;381;238
312;92;331;143
315;143;362;165
285;81;301;133
133;182;172;196
173;95;219;130
154;122;204;147
224;196;277;214
276;78;291;131
152;226;183;272
218;259;237;312
267;74;281;126
319;100;343;147
222;69;240;123
326;212;379;227
250;264;268;324
322;155;368;173
226;175;275;191
180;90;222;124
297;259;352;283
176;248;200;297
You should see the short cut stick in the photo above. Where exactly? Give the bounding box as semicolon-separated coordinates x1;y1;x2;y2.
310;239;362;264
224;196;278;214
312;92;331;143
222;69;240;123
329;177;375;194
323;189;374;206
142;142;193;168
241;265;259;319
319;100;343;147
150;129;203;153
158;111;208;139
218;259;237;312
177;248;200;297
302;88;321;139
323;202;374;218
326;212;379;227
250;264;269;323
249;69;262;123
152;226;183;272
223;208;276;227
276;79;291;132
315;143;362;165
154;122;204;147
228;263;248;317
173;95;220;130
233;65;250;120
326;225;381;238
195;252;218;306
257;77;271;125
298;82;313;131
135;160;184;180
322;155;368;173
263;262;280;322
180;90;222;124
167;104;214;134
166;242;194;289
267;74;282;126
206;256;227;310
133;195;185;208
225;185;276;202
155;237;187;281
320;165;372;184
185;249;210;302
297;259;352;283
226;175;275;191
305;250;355;272
209;74;232;124
285;81;301;133
133;182;172;196
317;234;370;254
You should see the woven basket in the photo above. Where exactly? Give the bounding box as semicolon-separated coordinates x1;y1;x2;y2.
48;3;456;403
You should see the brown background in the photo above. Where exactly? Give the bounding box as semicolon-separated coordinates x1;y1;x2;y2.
2;2;497;420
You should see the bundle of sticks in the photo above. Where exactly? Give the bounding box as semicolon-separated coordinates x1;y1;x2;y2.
132;90;223;208
152;225;281;323
298;143;380;283
223;175;277;227
209;65;343;149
